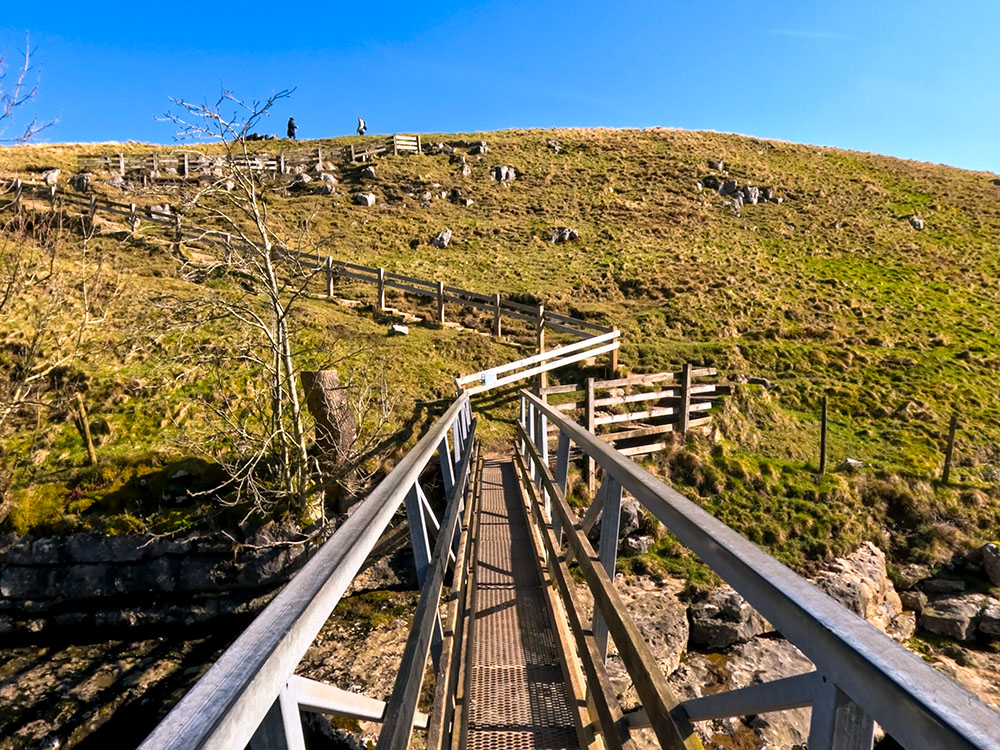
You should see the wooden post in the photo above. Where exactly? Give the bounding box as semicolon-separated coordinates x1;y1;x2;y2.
48;185;56;211
393;135;399;156
88;195;97;234
182;153;189;178
610;326;619;376
377;267;386;310
416;135;422;154
278;152;285;174
13;179;22;213
592;476;623;661
679;362;692;435
173;214;182;253
74;393;98;466
118;153;125;176
128;203;137;233
492;293;501;337
350;144;356;162
819;395;828;475
325;257;334;297
536;305;547;391
586;376;596;495
151;152;159;174
317;146;323;165
436;281;445;323
942;412;959;485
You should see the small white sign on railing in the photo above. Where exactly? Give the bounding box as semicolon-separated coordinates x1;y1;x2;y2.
481;371;497;387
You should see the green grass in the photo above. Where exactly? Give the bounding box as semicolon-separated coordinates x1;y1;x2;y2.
3;127;1000;573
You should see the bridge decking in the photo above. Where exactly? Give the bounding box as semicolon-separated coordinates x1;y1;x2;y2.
464;461;579;750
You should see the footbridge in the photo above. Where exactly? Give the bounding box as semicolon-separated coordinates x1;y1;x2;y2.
139;387;1000;750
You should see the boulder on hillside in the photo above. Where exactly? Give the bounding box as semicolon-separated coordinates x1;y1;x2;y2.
707;158;724;171
982;543;1000;587
762;186;775;201
992;178;1000;186
450;153;466;165
430;229;452;248
979;599;1000;638
719;179;739;197
42;168;60;186
458;164;471;176
490;165;517;182
360;165;376;181
550;227;579;243
812;541;906;637
352;192;375;207
106;174;126;190
909;215;925;230
69;173;91;193
469;141;488;155
702;175;721;191
546;139;562;153
688;585;771;648
742;185;760;205
618;499;640;539
622;534;653;555
919;594;983;641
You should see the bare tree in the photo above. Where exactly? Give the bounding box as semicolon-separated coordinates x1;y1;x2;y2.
0;34;55;143
156;88;332;521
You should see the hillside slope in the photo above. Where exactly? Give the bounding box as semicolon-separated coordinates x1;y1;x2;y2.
3;128;1000;572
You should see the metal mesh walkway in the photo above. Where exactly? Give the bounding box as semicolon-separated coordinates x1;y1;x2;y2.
464;461;579;750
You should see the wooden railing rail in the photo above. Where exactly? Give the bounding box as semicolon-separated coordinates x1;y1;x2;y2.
516;389;1000;750
139;396;476;750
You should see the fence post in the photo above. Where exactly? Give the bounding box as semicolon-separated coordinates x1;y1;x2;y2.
48;185;56;212
182;153;189;178
128;203;137;234
942;412;959;485
819;395;829;475
436;281;445;324
13;179;21;213
492;294;502;337
172;214;182;253
592;476;623;661
679;362;692;435
317;146;323;166
553;432;571;547
377;267;386;310
416;135;422;154
586;376;596;495
610;326;619;375
118;153;125;176
325;257;334;297
536;305;547;391
151;152;159;174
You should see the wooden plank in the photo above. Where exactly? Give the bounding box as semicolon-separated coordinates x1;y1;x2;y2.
441;294;494;312
593;383;716;407
290;676;429;729
442;285;492;303
463;342;620;395
598;423;675;443
500;297;539;313
384;279;437;297
539;383;583;396
594;369;716;390
544;309;614;333
516;425;702;750
499;308;539;324
385;269;437;288
457;330;620;386
595;401;712;427
543;321;593;339
512;452;637;750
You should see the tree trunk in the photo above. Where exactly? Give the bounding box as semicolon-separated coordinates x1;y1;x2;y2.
301;370;359;513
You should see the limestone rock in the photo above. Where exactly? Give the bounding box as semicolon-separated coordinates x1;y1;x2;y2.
42;168;60;186
708;158;724;171
982;543;1000;587
888;612;917;641
719;179;739;197
742;185;760;205
490;165;517;182
621;534;653;555
458;164;471;176
360;165;376;181
389;324;409;336
469;141;488;155
353;192;376;207
688;585;771;648
550;227;579;243
896;563;932;590
812;542;902;632
702;175;720;191
69;173;91;193
919;594;982;641
618;499;640;539
900;589;928;613
909;215;925;230
546;138;561;153
921;578;965;594
978;598;1000;638
430;229;452;248
107;174;126;189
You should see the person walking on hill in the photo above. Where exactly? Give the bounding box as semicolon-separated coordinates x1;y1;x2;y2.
287;117;298;140
357;116;367;136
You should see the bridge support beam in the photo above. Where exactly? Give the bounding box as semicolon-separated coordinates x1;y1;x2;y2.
249;684;306;750
591;476;623;660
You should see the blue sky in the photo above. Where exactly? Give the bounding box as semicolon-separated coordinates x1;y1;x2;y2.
1;1;997;173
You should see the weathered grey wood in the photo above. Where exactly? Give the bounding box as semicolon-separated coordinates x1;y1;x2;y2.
537;304;547;391
462;341;620;396
436;280;445;323
592;476;623;660
586;377;596;494
249;686;306;750
594;401;712;427
517;422;700;750
942;411;959;484
553;432;571;545
377;421;477;750
439;435;455;500
679;363;692;434
512;450;638;750
594;368;716;390
610;326;619;374
820;396;828;475
377;267;386;310
405;484;433;586
325;256;334;297
539;383;583;396
808;679;875;750
592;383;716;408
291;676;429;728
680;671;820;721
599;423;675;443
492;293;501;336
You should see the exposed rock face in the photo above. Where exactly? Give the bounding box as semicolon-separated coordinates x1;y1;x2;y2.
430;229;452;248
909;215;925;230
353;192;376;207
813;542;904;633
919;594;983;641
550;227;579;243
719;179;739;197
982;543;1000;587
469;141;488;155
979;600;1000;637
360;165;376;180
42;168;60;186
458;164;472;176
618;499;641;539
742;185;760;205
490;165;516;182
702;175;720;191
670;638;813;749
546;139;561;153
301;370;358;513
622;534;653;555
69;173;91;193
107;174;126;189
688;585;771;648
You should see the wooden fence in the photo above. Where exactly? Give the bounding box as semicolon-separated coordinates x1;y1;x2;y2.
76;134;425;175
1;178;612;355
539;366;729;487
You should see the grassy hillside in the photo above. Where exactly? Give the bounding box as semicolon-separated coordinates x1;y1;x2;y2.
3;128;1000;573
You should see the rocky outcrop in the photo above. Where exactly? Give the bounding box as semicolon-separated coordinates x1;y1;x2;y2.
41;168;60;186
546;139;561;153
353;192;376;207
490;165;516;182
360;165;376;181
982;543;1000;587
430;229;452;248
688;585;771;648
550;227;579;243
812;541;908;637
69;173;91;193
919;594;983;640
0;525;317;633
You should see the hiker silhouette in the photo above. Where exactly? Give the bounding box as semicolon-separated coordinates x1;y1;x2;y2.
357;117;367;136
287;117;297;140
